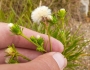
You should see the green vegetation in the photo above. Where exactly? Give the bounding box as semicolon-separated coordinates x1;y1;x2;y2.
0;0;89;70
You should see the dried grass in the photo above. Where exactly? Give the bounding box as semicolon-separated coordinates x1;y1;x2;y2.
0;0;82;20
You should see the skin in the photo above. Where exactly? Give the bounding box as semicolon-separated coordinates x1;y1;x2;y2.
0;23;66;70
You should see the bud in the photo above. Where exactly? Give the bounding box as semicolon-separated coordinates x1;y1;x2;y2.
8;23;14;28
8;23;22;35
58;8;66;19
36;35;44;46
47;15;53;20
5;47;14;55
36;35;41;39
5;56;18;64
5;56;11;63
36;47;45;52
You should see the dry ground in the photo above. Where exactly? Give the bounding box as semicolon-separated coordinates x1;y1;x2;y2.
70;19;90;70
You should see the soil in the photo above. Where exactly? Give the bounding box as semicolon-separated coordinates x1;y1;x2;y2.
70;19;90;70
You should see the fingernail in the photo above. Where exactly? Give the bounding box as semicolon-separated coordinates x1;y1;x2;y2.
53;53;66;69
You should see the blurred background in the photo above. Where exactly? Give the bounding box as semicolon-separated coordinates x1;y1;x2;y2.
0;0;90;70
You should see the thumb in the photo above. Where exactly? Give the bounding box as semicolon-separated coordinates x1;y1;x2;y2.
0;52;67;70
26;52;67;70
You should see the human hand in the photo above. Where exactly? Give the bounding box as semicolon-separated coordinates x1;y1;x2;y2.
0;23;67;70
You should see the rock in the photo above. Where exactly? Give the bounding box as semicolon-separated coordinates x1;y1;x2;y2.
80;0;89;16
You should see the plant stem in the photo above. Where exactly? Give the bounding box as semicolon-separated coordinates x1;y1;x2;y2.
49;0;55;7
41;48;47;53
20;33;39;47
45;24;52;52
48;33;52;51
39;0;42;6
61;18;65;30
17;53;31;61
61;18;67;47
20;33;47;52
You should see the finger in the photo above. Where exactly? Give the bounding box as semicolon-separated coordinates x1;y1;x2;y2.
0;52;67;70
0;23;64;52
0;48;42;64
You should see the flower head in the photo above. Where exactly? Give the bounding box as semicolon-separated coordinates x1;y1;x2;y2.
60;8;66;12
58;8;66;19
31;6;52;23
8;23;22;35
5;47;14;55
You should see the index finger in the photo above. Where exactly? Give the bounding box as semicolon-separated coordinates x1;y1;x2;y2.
0;23;64;52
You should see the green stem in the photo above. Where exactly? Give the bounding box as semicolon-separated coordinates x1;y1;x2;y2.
20;33;39;47
45;25;52;51
17;53;31;61
20;33;47;52
45;24;47;34
41;48;47;53
48;33;52;51
61;18;65;30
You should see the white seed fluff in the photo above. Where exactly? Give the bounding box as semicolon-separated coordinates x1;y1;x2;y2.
31;6;52;23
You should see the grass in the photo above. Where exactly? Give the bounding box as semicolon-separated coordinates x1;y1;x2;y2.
0;0;90;70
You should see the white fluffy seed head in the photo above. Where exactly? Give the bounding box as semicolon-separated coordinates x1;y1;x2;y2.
31;6;52;23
